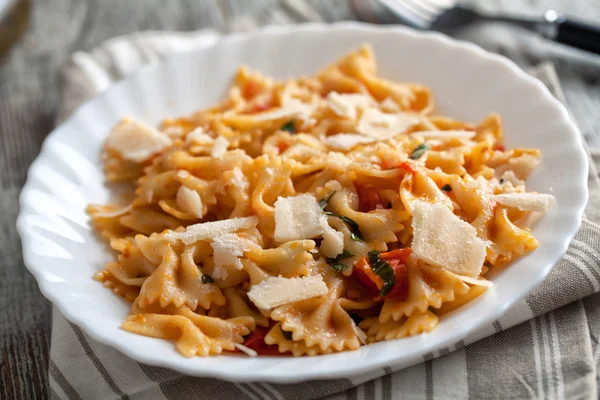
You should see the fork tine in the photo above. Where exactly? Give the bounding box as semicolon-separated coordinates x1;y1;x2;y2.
380;0;432;28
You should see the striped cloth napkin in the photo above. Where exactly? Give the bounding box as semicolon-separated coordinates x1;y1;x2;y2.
49;27;600;400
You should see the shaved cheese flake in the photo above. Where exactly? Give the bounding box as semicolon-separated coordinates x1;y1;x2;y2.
230;167;249;190
493;193;556;212
412;200;486;278
211;136;229;158
338;93;377;109
234;343;258;357
211;233;260;270
165;216;259;245
380;97;401;113
162;125;185;138
106;117;172;162
411;130;476;140
185;127;214;146
211;265;228;280
176;186;204;218
319;216;344;258
92;204;132;219
325;133;374;150
327;92;357;120
357;108;420;140
248;275;328;310
274;194;324;242
454;275;494;287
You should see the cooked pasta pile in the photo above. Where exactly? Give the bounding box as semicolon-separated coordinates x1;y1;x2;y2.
89;45;555;357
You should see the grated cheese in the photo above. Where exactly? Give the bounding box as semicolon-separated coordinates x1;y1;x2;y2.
164;216;259;245
211;233;261;270
247;275;328;310
411;200;486;278
411;130;476;140
357;108;420;140
176;186;204;218
274;194;324;242
324;133;374;150
319;216;344;258
185;127;214;146
327;92;358;120
492;193;556;212
234;343;258;357
211;136;229;158
105;117;172;162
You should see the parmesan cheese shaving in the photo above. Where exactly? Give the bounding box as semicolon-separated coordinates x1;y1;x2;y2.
411;130;476;140
234;343;258;357
454;275;495;287
176;186;204;218
324;133;374;150
274;194;324;243
319;216;345;258
185;127;214;146
493;193;556;212
357;108;420;140
211;136;229;158
164;216;259;245
411;200;486;278
91;205;132;219
247;275;328;310
105;117;172;163
211;233;260;270
327;92;358;120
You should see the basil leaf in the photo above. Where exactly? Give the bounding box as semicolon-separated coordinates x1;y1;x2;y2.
201;275;214;284
409;143;429;160
318;191;336;210
324;211;365;242
365;251;396;297
330;263;349;272
499;178;505;184
280;326;293;340
326;250;354;272
281;120;296;133
441;184;452;191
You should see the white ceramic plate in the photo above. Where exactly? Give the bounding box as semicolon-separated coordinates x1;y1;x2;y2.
17;22;588;383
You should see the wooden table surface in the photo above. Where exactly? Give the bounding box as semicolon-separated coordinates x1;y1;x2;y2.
1;1;599;398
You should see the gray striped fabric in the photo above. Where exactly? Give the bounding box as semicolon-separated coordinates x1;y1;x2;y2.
48;8;600;400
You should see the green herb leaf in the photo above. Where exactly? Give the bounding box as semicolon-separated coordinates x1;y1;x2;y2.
409;143;430;160
318;191;336;210
441;184;452;192
201;275;214;284
366;250;396;297
281;120;296;133
280;326;293;340
330;263;349;272
326;250;354;272
499;178;505;184
325;211;365;241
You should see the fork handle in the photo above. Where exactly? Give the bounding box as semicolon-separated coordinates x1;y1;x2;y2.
540;10;600;55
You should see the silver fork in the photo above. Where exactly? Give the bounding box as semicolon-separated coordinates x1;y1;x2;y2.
379;0;600;55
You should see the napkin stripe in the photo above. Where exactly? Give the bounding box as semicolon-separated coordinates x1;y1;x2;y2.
68;322;129;400
49;360;81;400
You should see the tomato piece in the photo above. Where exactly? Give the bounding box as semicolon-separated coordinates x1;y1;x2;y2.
380;248;412;263
495;144;505;152
354;182;385;212
354;256;383;294
353;249;412;300
400;162;414;174
385;259;408;301
241;326;284;356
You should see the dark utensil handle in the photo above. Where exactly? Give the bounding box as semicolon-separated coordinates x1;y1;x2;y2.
555;17;600;55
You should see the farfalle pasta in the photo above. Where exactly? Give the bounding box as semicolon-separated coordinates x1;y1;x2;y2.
89;45;554;357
